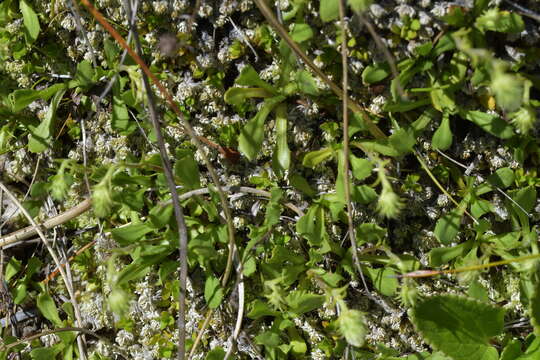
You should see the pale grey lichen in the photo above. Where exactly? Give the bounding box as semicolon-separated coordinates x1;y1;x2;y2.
370;3;388;18
436;194;449;207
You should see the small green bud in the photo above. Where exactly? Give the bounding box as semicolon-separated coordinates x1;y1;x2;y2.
377;182;403;219
49;173;73;201
491;69;524;112
108;288;130;315
92;179;113;218
338;308;366;347
508;105;536;134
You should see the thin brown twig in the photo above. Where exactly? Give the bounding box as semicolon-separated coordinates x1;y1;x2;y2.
337;0;372;302
43;239;96;284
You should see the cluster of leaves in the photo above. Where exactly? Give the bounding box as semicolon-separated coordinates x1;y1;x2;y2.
1;0;540;359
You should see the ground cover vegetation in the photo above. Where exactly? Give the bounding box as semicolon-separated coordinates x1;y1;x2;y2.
1;0;540;359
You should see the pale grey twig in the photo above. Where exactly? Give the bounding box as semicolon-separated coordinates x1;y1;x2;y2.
503;0;540;22
0;182;87;360
124;1;190;358
67;0;97;66
223;245;244;360
0;309;38;328
0;198;92;249
168;185;304;218
356;12;405;99
228;17;258;61
338;0;372;301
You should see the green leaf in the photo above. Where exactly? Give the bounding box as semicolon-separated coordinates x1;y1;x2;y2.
174;149;200;189
491;71;524;112
348;0;373;13
388;127;416;155
272;104;290;176
110;223;153;246
320;0;338;22
384;98;431;112
239;96;284;161
447;51;468;84
510;185;536;213
236;65;276;93
429;242;469;267
487;167;514;189
30;346;62;360
290;173;316;197
338;309;366;347
475;8;525;34
92;179;113;218
432;112;453;150
20;0;40;43
487;231;521;250
410;295;504;360
28;89;66;153
247;299;280;319
108;288;130;315
365;267;398;296
434;208;463;245
350;155;372;181
509;105;536;135
204;275;224;309
443;6;468;27
430;85;456;113
470;199;494;219
467;279;490;303
290;23;313;43
104;38;119;67
516;337;540;359
461;110;515;139
25;257;42;279
149;203;173;228
352;140;400;157
362;63;390;84
5;257;22;282
13;283;28;304
351;185;377;204
75;60;96;88
255;330;281;347
37;293;63;327
501;340;523;360
296;70;319;95
265;188;283;226
223;87;272;107
285;290;325;314
302;147;333;168
205;348;226;360
356;223;386;244
9;83;67;113
116;253;170;286
111;95;131;134
296;205;330;252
